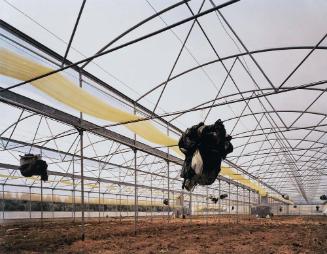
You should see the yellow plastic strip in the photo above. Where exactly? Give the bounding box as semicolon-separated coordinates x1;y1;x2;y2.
0;48;180;154
221;167;267;195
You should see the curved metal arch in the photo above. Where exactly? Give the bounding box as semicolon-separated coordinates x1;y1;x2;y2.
239;156;327;169
237;148;326;168
0;112;36;137
232;124;327;140
222;110;327;124
168;83;327;123
233;137;327;152
137;46;327;101
81;0;190;68
228;145;327;161
234;155;323;174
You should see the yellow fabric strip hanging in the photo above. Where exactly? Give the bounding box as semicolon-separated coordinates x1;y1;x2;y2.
0;48;179;153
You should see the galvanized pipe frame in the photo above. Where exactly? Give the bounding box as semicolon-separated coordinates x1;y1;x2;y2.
0;50;262;199
160;0;325;202
178;3;294;185
141;0;297;193
179;2;295;195
0;89;278;201
0;19;294;200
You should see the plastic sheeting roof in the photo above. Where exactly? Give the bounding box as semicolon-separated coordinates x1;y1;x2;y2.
0;0;326;203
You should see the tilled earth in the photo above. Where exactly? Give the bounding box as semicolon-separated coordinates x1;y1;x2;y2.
0;215;326;253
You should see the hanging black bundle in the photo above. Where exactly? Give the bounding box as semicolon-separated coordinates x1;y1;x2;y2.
178;119;233;191
316;206;320;211
209;195;219;204
320;194;327;200
19;154;48;181
163;198;169;206
219;194;228;200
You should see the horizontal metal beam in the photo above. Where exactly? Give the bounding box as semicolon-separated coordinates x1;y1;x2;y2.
0;87;182;164
0;163;254;199
0;90;254;192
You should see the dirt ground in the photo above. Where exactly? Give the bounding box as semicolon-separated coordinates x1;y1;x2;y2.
0;215;326;254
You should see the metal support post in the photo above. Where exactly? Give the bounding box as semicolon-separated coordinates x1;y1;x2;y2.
248;190;251;221
80;129;85;241
102;193;105;219
52;189;54;219
236;185;239;223
150;174;153;222
134;149;138;235
189;191;192;224
243;188;245;222
206;186;209;226
29;187;31;219
167;160;170;222
87;191;90;219
72;160;76;223
98;181;101;222
119;170;122;222
218;180;221;222
2;185;4;220
228;183;231;223
119;185;122;222
79;71;85;240
72;190;75;222
41;180;43;226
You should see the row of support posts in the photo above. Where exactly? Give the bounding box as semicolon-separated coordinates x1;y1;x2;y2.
0;71;272;235
134;149;138;235
2;170;294;231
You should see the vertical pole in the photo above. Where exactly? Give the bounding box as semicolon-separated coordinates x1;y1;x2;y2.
87;192;90;220
228;183;231;223
167;160;170;222
206;186;209;226
115;193;118;217
79;71;85;240
102;193;104;219
150;174;153;222
98;181;101;222
236;185;239;223
72;190;74;222
218;180;221;222
166;125;170;222
80;129;85;240
248;190;251;221
72;158;75;223
52;189;54;219
243;188;245;222
41;179;43;226
189;191;192;224
133;104;138;233
134;149;138;235
172;180;174;219
119;170;122;222
29;187;31;219
2;185;4;221
119;185;122;222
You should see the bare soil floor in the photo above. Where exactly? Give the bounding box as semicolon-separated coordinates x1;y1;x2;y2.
0;215;326;254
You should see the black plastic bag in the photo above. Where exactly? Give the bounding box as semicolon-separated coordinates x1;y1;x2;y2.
19;154;48;181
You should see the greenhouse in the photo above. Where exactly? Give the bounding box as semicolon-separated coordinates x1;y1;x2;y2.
0;0;326;253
